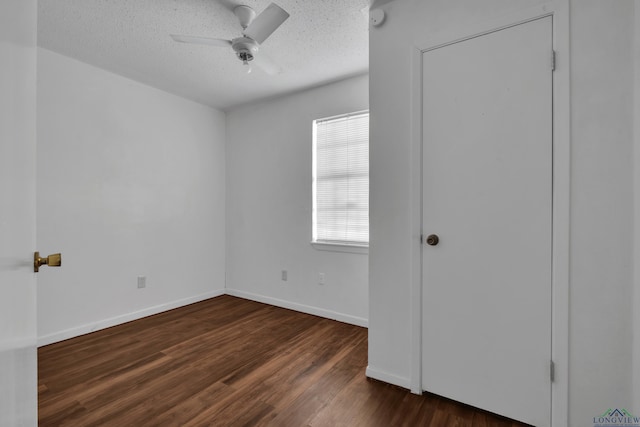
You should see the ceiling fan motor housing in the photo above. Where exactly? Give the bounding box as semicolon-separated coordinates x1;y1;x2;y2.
232;37;259;62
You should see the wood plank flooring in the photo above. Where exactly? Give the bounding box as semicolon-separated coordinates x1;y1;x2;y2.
38;295;529;426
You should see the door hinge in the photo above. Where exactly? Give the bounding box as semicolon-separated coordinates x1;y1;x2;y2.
551;50;556;71
550;360;555;382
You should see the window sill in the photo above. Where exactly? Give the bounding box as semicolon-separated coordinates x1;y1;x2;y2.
310;241;369;255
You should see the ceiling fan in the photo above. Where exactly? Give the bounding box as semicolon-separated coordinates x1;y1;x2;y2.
171;2;290;75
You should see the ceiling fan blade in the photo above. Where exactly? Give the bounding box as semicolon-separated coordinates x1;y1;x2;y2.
252;51;283;75
170;35;232;47
243;3;289;44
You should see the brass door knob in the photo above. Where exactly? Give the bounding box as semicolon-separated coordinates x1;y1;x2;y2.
426;234;439;246
34;252;62;273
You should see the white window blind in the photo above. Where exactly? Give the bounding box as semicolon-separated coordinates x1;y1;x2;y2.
313;111;369;246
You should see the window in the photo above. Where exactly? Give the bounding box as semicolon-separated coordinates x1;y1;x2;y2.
312;110;369;249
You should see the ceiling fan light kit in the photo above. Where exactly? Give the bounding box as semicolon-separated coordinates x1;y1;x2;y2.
232;37;258;62
170;2;290;75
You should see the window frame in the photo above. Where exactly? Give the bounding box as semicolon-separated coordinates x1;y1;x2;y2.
311;110;370;253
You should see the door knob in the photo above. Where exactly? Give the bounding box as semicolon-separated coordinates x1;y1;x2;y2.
34;252;62;273
426;234;439;246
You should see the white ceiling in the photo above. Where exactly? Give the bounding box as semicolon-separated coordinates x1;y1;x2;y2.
37;0;370;111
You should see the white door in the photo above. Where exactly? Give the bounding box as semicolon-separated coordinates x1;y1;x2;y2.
421;17;553;427
0;0;38;425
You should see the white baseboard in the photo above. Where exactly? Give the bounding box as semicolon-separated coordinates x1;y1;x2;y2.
365;366;411;390
225;288;369;328
37;289;225;347
38;288;369;347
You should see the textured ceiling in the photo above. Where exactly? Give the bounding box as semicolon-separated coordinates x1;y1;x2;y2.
38;0;370;111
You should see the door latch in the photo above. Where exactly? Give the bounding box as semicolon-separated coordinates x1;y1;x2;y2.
34;252;62;273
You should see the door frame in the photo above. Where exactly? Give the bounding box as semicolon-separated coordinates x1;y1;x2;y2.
407;1;570;426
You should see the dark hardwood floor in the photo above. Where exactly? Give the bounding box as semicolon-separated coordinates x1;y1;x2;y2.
38;295;528;426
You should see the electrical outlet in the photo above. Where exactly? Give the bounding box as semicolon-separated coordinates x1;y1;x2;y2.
281;270;288;281
137;276;146;289
318;273;325;285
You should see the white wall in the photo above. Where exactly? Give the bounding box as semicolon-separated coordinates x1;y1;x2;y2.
569;1;635;420
368;0;636;424
225;74;369;326
37;49;226;345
